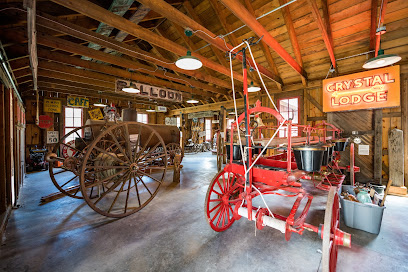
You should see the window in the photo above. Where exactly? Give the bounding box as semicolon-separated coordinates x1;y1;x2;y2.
227;119;234;129
64;107;83;143
176;116;181;127
137;113;148;124
205;119;212;141
278;97;299;137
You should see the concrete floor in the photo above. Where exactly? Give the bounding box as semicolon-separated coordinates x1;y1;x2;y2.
1;152;408;272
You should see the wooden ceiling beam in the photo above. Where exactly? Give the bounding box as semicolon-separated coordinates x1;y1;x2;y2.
244;0;283;90
276;0;306;86
182;1;229;68
6;28;218;97
207;0;259;84
34;48;196;97
219;0;307;80
33;12;230;92
306;0;336;68
38;68;115;89
33;77;182;106
370;0;379;51
49;0;245;83
23;85;169;107
170;21;217;78
138;0;283;86
168;94;260;115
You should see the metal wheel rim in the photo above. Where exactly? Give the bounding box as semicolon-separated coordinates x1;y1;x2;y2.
204;169;244;232
49;124;106;199
322;186;340;272
79;122;167;218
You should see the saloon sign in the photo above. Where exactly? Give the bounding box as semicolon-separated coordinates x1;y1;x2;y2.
115;79;183;102
323;65;400;112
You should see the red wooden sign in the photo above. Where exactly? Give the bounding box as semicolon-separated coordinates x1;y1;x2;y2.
38;115;53;129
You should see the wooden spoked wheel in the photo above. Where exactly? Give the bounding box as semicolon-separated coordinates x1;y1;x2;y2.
49;124;109;199
166;143;183;165
322;187;340;272
79;122;167;218
204;169;244;232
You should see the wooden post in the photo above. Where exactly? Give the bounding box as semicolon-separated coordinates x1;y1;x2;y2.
173;154;181;183
401;75;408;187
373;109;382;183
0;85;6;213
221;106;227;164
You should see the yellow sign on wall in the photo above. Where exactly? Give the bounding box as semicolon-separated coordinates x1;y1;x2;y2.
67;96;89;108
44;99;62;113
88;108;104;120
323;65;400;112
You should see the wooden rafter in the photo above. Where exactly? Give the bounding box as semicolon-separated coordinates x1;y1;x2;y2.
49;0;246;83
4;27;219;97
137;0;283;85
276;0;306;86
219;0;307;80
244;0;283;90
182;1;229;68
370;0;379;51
306;0;336;68
33;12;230;91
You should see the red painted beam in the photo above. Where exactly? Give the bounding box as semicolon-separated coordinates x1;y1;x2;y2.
369;0;379;50
306;0;336;68
219;0;307;80
375;0;388;56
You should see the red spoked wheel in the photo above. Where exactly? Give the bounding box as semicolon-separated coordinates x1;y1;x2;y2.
322;187;340;272
204;169;244;232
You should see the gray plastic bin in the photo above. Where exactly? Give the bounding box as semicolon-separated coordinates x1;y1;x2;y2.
340;185;386;234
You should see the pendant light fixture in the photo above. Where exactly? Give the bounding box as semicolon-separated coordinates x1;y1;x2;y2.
363;49;401;69
146;106;155;112
175;51;202;70
363;3;401;69
122;82;140;93
122;70;140;93
247;81;261;92
93;91;107;107
187;94;199;104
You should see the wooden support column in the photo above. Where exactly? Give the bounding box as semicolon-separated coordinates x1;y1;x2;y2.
221;106;227;164
4;88;14;207
401;75;408;187
0;85;6;213
374;109;383;182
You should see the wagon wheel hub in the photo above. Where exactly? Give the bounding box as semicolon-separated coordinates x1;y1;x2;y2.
129;163;139;173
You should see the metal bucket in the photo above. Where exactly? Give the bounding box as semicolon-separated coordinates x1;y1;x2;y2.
333;138;349;151
225;144;242;160
292;145;325;172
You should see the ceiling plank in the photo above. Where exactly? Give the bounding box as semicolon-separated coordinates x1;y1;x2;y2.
32;48;195;96
306;0;336;68
138;0;283;85
49;0;246;83
182;1;229;68
219;0;307;80
244;0;283;90
276;0;306;86
5;28;218;97
34;12;230;91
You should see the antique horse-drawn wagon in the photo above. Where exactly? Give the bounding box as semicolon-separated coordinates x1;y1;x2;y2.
204;39;352;272
46;120;181;218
